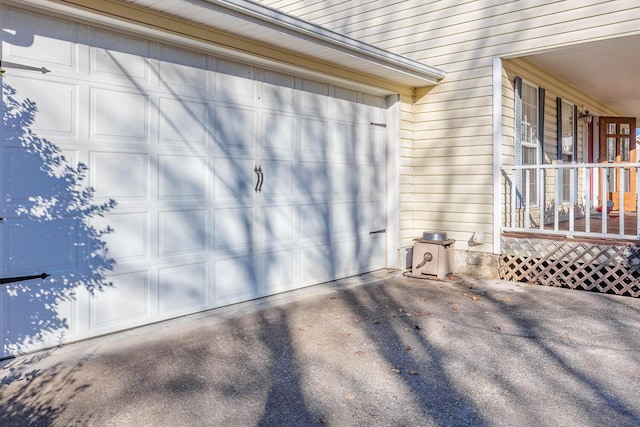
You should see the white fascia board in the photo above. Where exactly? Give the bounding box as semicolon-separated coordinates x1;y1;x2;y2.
200;0;446;86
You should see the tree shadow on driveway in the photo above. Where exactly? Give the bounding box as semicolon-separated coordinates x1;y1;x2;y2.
0;274;639;426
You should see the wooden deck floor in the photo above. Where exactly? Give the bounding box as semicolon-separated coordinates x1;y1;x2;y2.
545;212;638;236
547;213;638;237
504;213;639;243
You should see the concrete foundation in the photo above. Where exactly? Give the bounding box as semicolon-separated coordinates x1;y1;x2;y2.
455;250;499;279
401;246;499;279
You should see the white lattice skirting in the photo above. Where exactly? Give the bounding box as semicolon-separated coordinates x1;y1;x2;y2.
499;236;640;297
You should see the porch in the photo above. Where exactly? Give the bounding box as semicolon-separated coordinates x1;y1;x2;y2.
500;163;640;297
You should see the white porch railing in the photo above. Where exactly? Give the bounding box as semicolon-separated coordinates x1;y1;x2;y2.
501;163;640;240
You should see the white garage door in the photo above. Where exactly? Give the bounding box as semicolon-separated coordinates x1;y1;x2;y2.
0;7;388;356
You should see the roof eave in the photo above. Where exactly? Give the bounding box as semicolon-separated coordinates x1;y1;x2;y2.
201;0;446;86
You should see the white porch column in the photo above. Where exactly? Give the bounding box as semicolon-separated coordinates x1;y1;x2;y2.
492;57;503;255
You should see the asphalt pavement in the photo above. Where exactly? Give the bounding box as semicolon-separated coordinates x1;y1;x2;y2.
1;272;639;426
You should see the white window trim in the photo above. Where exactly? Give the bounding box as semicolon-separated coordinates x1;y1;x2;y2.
518;79;542;208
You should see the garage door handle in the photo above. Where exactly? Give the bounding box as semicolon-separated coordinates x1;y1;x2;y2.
254;166;258;192
254;165;263;193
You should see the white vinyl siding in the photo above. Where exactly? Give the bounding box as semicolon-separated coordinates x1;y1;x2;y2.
259;0;640;252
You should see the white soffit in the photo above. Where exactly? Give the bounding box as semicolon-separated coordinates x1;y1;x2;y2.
122;0;446;87
525;34;640;122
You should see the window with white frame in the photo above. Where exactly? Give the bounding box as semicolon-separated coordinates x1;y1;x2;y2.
518;80;540;206
559;100;576;202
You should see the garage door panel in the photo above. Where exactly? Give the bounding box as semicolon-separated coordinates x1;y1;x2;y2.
216;58;255;104
90;152;149;202
260;159;294;200
214;255;258;305
158;45;209;93
360;200;386;233
159;98;208;145
331;123;359;162
160;262;207;316
214;105;255;155
261;70;296;108
159;210;207;258
368;234;387;268
90;28;151;84
213;156;254;200
330;201;384;238
2;7;77;72
1;146;72;202
333;90;373;122
261;204;295;248
299;244;335;285
3;77;77;137
333;123;386;164
331;162;363;197
300;203;330;240
90;88;149;142
4;217;78;272
300;79;329;115
93;212;149;263
334;237;385;276
261;112;295;154
91;270;150;331
159;155;207;200
299;118;328;161
350;163;386;199
214;206;253;253
298;161;330;199
332;164;384;200
358;162;385;197
362;93;387;110
338;236;384;275
5;282;80;353
261;248;296;294
362;127;387;164
330;201;361;237
299;236;385;284
334;87;358;104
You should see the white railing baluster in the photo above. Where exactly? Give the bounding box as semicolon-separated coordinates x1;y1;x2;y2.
619;167;625;236
637;166;640;236
585;166;591;233
539;168;544;231
525;169;531;229
602;168;608;234
510;169;516;228
554;168;560;232
501;162;640;240
569;166;575;235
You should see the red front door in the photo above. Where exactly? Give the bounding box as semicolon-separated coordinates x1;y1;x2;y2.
599;117;637;212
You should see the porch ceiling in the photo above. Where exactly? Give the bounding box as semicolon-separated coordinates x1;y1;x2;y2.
525;34;640;123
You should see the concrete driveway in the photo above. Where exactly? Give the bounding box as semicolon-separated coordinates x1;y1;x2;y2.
1;272;639;426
